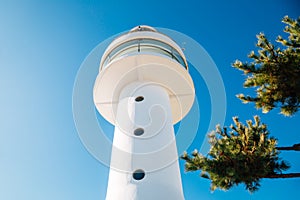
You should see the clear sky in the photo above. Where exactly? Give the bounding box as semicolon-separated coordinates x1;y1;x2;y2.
0;0;299;199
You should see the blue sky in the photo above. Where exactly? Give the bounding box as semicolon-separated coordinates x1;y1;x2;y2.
0;0;299;199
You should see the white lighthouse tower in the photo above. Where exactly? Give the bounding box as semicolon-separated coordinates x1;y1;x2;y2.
93;25;195;200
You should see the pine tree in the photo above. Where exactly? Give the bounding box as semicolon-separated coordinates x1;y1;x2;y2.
181;116;300;193
233;16;300;116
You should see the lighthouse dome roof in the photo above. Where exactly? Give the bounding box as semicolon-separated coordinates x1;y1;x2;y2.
129;25;157;33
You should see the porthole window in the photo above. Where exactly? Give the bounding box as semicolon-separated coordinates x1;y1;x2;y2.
133;169;145;180
135;96;144;102
134;128;144;136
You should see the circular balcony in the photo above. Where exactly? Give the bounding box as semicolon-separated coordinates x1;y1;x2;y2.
94;26;194;125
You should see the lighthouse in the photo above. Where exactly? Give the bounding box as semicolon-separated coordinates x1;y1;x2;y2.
93;25;195;200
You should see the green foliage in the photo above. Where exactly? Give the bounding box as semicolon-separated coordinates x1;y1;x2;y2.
233;16;300;116
181;116;290;193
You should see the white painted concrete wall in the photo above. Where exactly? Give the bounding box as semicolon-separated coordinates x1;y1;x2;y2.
105;81;185;200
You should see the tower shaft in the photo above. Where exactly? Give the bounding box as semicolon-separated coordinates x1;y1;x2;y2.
106;81;184;200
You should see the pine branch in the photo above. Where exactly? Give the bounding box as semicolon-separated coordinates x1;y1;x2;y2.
276;143;300;151
181;116;295;193
263;173;300;178
233;16;300;116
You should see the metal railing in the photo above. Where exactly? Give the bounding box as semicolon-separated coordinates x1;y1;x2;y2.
101;39;187;70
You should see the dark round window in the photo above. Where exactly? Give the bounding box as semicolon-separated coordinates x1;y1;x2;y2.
135;96;144;102
134;128;144;136
133;169;145;180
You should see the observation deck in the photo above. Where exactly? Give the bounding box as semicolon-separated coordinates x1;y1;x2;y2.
100;25;188;70
94;25;195;125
